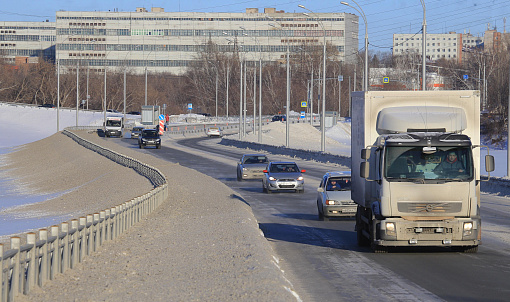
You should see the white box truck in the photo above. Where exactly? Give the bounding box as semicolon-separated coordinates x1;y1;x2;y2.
104;116;123;137
351;90;494;253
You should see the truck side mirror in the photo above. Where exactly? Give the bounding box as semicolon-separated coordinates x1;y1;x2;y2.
485;155;495;172
361;149;370;160
360;162;369;178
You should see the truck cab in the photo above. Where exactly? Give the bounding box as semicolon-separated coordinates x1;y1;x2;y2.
104;116;123;137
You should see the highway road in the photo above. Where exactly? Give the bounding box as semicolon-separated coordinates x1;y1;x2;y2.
116;135;510;302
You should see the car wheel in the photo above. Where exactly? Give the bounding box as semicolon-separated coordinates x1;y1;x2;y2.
317;200;324;221
318;206;324;221
266;187;273;194
157;144;161;149
140;145;144;149
298;189;305;193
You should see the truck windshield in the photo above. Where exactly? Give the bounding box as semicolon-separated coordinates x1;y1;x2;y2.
384;146;473;181
106;120;121;127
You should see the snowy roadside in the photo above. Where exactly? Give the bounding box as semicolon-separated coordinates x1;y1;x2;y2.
8;131;299;301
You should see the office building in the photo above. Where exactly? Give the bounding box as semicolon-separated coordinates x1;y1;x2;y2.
53;7;358;74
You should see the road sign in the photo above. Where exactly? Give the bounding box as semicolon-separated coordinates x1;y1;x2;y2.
463;74;469;80
159;114;165;120
187;103;192;110
383;77;390;84
300;111;306;118
338;75;344;82
301;101;307;108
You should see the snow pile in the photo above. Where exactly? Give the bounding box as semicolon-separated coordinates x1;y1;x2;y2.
223;121;351;157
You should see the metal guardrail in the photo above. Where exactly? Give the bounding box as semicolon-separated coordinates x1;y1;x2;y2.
0;129;168;302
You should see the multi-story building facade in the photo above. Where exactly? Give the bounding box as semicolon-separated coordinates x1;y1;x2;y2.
0;21;56;64
392;32;464;63
462;32;483;50
53;7;358;74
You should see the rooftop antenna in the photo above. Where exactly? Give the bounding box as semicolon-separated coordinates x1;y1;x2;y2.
504;17;507;33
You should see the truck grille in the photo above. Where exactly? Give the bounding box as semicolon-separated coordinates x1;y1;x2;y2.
398;202;462;213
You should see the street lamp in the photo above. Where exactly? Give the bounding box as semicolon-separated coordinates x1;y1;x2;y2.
244;33;264;142
420;0;427;91
299;5;327;152
341;1;368;91
268;19;290;148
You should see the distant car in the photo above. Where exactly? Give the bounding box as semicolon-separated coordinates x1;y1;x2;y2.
206;127;223;137
39;103;55;108
262;161;305;194
130;126;144;139
138;129;161;149
272;115;286;122
237;154;269;181
316;171;356;221
106;109;120;113
128;111;141;115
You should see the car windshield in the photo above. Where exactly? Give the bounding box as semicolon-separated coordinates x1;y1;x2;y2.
270;163;299;173
384;146;473;182
326;177;351;191
143;131;159;138
244;156;268;164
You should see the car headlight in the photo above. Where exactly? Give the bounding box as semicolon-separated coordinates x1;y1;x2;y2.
463;222;473;236
268;176;276;181
297;176;304;181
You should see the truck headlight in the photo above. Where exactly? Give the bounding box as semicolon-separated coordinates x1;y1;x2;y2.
463;222;473;236
386;222;396;236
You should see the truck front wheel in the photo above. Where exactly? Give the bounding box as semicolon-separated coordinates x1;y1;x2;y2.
356;206;371;247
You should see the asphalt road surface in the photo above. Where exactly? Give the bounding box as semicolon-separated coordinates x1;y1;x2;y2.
118;135;510;302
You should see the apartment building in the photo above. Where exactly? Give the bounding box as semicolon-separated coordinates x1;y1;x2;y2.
54;7;358;74
392;32;463;63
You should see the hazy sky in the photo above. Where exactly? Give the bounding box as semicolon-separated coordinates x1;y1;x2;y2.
1;0;508;51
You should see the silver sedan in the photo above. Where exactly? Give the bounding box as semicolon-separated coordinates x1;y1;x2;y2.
262;162;305;193
317;171;356;220
237;154;269;181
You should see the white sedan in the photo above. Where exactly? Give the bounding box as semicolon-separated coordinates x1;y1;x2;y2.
206;127;223;137
317;171;356;220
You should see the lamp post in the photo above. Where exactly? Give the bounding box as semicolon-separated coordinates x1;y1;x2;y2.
268;19;290;147
76;63;79;126
341;1;368;91
244;33;264;142
420;0;427;91
299;5;327;152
